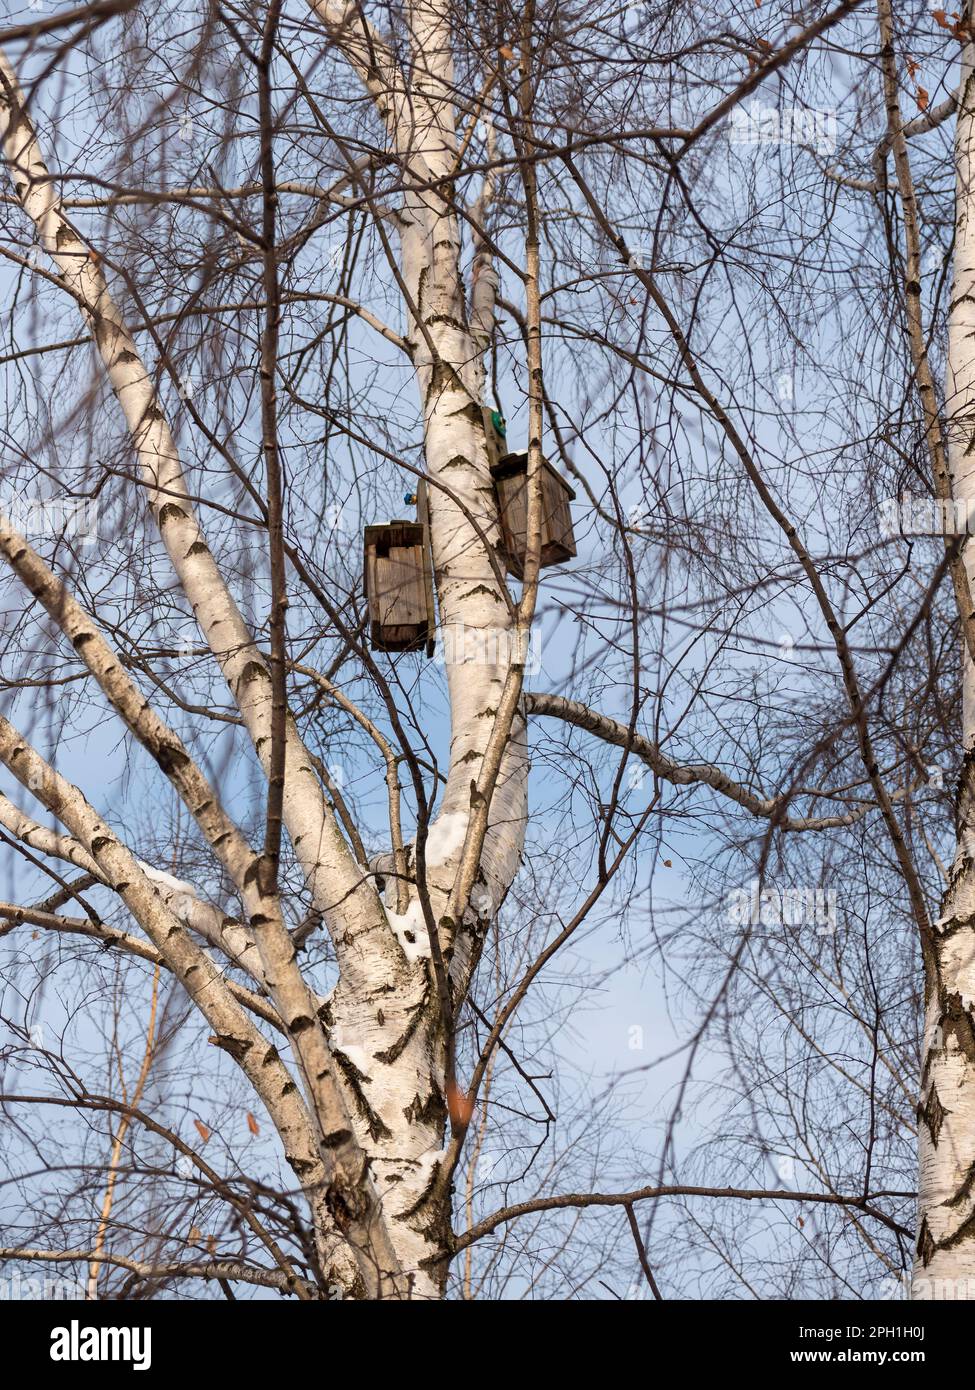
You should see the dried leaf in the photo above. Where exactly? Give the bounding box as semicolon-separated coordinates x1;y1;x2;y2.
916;86;930;111
206;1234;216;1254
246;1111;259;1136
189;1226;202;1243
194;1119;211;1144
933;11;974;41
663;859;673;867
499;44;515;60
446;1081;474;1128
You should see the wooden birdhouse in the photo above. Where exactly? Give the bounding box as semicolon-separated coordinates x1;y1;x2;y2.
489;451;577;581
363;484;436;655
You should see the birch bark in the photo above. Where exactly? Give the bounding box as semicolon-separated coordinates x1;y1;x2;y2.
916;27;975;1298
0;0;537;1296
295;1;530;1293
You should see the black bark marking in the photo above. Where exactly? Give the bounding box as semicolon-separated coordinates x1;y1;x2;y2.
403;1082;445;1132
238;660;270;686
325;1176;370;1231
373;987;430;1065
917;1217;936;1268
332;1047;392;1142
155;743;190;775
921;1085;947;1146
207;1033;253;1062
321;1128;354;1150
942;992;975;1067
457;584;503;602
157;502;189;527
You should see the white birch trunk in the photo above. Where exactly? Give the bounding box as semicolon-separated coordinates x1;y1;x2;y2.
293;1;529;1293
0;1;533;1294
915;34;975;1299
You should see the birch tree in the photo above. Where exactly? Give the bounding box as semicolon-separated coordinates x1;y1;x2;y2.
912;1;975;1298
